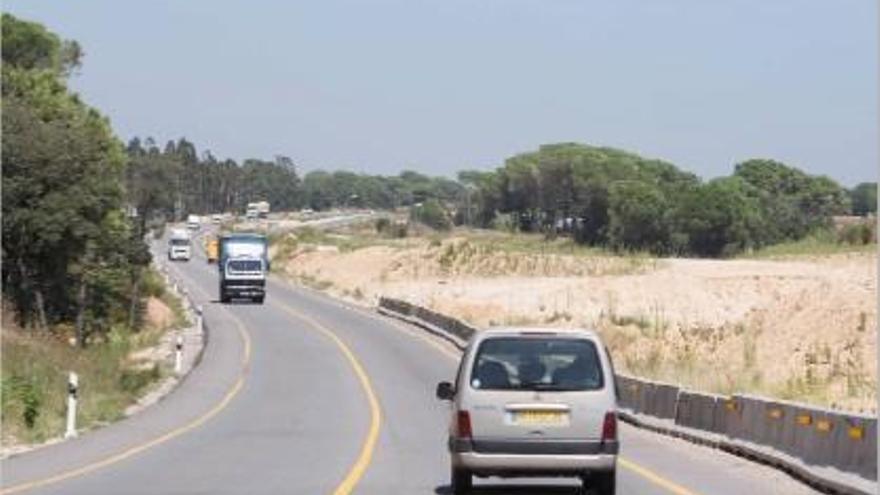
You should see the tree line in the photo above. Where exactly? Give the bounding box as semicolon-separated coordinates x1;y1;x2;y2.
2;14;147;344
125;139;466;220
455;143;871;256
127;137;873;258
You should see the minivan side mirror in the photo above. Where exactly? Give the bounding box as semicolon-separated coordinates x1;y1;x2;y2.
436;381;455;401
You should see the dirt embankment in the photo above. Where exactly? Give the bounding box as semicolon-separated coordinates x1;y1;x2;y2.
276;236;876;412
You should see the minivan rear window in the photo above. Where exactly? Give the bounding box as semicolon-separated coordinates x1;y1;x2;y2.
470;337;603;392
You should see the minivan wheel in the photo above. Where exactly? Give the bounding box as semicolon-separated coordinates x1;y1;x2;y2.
588;468;616;495
451;466;472;494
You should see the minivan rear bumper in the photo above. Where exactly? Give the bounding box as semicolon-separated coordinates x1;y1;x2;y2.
452;451;616;475
450;438;617;475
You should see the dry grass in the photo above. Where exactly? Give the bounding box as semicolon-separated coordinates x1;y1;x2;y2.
271;227;877;412
1;270;185;447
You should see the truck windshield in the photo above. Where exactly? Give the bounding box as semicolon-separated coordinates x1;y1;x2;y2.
470;337;603;392
223;240;265;258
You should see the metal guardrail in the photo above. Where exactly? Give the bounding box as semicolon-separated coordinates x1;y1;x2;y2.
377;296;878;493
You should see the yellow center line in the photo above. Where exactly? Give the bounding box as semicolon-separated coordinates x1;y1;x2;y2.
195;255;381;494
270;301;382;495
1;269;252;495
618;458;700;495
373;311;703;495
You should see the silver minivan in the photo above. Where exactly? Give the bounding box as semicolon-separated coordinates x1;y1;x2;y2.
436;327;618;494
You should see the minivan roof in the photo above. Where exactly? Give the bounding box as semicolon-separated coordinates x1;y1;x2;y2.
478;326;601;340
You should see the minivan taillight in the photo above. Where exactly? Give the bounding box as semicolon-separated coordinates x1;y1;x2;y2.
457;410;473;438
601;411;617;442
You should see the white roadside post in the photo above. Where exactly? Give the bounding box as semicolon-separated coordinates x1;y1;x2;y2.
175;334;184;375
65;372;78;439
196;305;204;333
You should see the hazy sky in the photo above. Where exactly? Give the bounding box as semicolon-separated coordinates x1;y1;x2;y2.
4;0;877;184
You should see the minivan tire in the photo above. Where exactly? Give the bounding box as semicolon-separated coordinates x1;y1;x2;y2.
589;468;616;495
451;466;472;494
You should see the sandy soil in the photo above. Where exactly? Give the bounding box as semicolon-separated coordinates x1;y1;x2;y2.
277;237;877;412
146;296;174;330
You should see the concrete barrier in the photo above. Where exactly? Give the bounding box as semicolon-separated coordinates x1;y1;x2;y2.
616;375;640;411
376;296;878;487
647;383;679;420
675;391;723;433
831;413;877;480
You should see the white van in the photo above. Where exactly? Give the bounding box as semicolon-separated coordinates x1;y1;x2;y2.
436;327;618;494
168;229;192;261
186;214;200;230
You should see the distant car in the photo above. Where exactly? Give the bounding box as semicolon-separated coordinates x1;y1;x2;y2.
211;214;222;224
167;229;192;261
186;214;200;230
436;328;618;494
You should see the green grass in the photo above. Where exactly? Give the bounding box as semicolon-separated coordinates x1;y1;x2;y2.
1;269;182;445
742;229;876;259
1;325;167;444
463;231;608;257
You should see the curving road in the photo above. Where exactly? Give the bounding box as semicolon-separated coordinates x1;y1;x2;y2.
2;235;822;495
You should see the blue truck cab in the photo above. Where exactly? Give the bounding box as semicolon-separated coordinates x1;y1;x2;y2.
218;233;269;304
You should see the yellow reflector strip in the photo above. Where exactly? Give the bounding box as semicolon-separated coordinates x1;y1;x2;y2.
848;426;864;440
816;419;833;433
725;400;738;412
796;414;812;426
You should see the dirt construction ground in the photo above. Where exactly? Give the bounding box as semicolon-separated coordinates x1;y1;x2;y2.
273;233;877;413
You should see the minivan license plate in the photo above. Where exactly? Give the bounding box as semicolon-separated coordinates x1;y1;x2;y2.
514;410;566;426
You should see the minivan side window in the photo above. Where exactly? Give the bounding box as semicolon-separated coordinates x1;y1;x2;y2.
470;337;604;392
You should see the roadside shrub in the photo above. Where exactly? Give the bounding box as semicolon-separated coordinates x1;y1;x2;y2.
375;217;391;233
839;223;874;245
411;199;452;231
387;222;408;238
119;364;161;396
141;269;166;298
3;376;42;429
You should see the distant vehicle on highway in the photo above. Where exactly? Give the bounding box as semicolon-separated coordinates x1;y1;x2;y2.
245;203;258;220
436;328;618;494
205;236;219;264
218;233;269;303
211;213;222;224
186;214;200;230
168;229;192;261
246;201;270;220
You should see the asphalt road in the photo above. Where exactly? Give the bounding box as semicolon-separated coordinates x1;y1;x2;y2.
2;235;822;495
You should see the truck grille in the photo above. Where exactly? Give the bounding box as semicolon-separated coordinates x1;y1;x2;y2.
227;259;262;273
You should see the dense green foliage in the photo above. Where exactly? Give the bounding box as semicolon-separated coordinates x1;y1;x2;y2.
301;169;463;211
456;144;852;257
2;14;147;344
125;143;465;219
850;182;877;216
125;137;302;219
410;199;453;231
